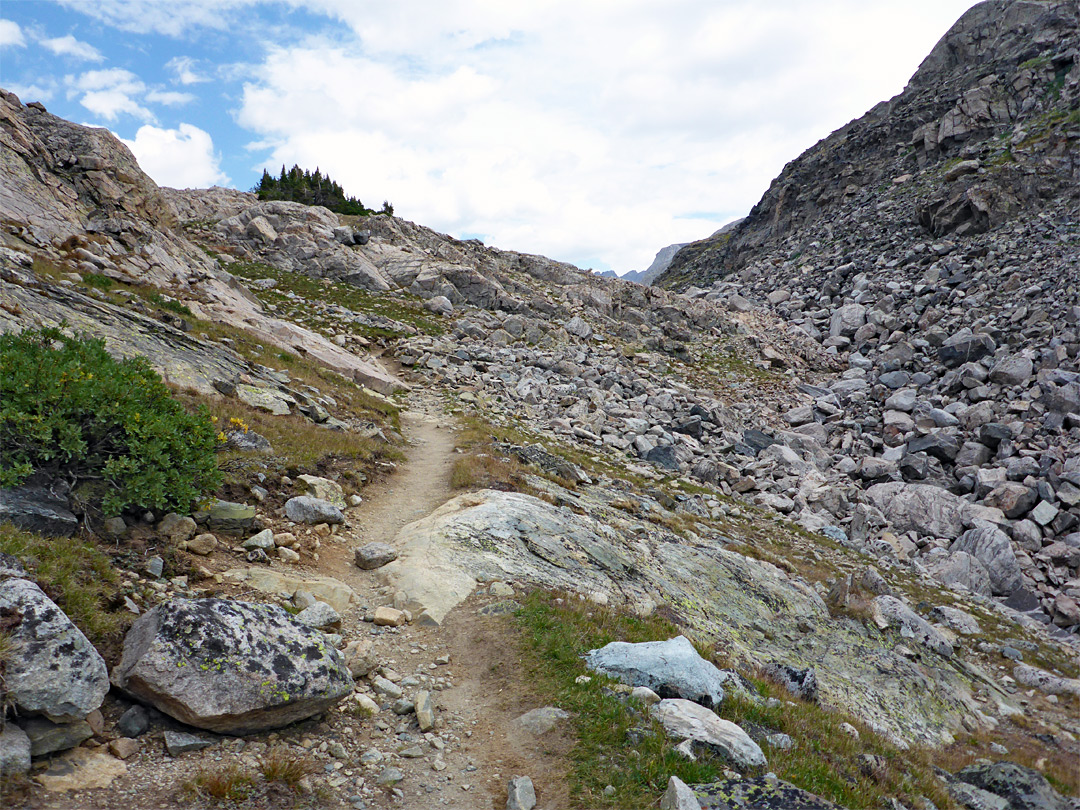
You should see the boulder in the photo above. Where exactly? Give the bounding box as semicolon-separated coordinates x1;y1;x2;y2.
650;699;765;768
761;663;817;702
0;485;78;536
938;332;995;368
865;483;970;539
111;598;353;734
982;483;1036;519
925;551;992;597
955;761;1071;810
203;499;256;535
284;496;344;525
950;526;1021;596
586;636;733;709
0;578;109;722
691;775;840;809
18;716;93;756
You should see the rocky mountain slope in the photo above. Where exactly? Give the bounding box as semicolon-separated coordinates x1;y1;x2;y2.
1;3;1079;808
659;0;1080;632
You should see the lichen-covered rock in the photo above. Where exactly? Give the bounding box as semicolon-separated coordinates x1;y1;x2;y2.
0;578;109;722
955;760;1071;810
692;774;841;809
586;635;737;709
111;598;352;734
871;595;953;658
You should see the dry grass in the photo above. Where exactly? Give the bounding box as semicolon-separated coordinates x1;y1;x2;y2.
182;763;256;804
450;452;530;492
257;748;318;790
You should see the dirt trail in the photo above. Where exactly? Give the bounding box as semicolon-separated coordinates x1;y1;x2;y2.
350;395;457;547
314;393;571;809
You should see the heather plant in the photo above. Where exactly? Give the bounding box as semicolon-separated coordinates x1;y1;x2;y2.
0;327;221;514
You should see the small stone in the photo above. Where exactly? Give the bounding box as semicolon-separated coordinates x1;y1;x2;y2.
243;529;276;550
660;775;700;810
294;601;341;629
376;766;403;786
278;547;301;563
507;775;537;810
0;724;32;776
186;533;217;555
164;730;214;756
373;606;407;627
415;690;435;732
145;555;164;578
354;543;398;570
107;738;140;760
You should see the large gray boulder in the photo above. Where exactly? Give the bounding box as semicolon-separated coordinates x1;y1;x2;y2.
111;598;352;734
865;483;972;539
950;527;1021;596
925;550;993;597
285;495;344;525
650;698;765;768
691;775;841;809
585;635;734;709
0;578;109;722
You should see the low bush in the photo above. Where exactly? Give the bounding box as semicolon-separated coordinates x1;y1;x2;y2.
0;327;221;514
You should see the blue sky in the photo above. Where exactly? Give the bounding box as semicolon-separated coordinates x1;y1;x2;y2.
0;0;978;274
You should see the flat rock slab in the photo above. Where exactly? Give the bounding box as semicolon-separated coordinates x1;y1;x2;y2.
111;598;353;735
0;578;109;721
222;568;357;613
651;699;765;769
693;775;840;809
35;748;127;792
586;635;735;709
515;706;570;736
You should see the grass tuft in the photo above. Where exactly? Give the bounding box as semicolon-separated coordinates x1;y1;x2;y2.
182;763;256;804
258;748;318;790
0;522;127;653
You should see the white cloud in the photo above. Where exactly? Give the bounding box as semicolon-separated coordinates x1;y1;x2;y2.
0;18;25;47
237;0;979;272
165;56;207;85
53;0;257;36
121;123;229;188
6;82;57;103
146;89;196;105
41;34;103;62
67;68;154;122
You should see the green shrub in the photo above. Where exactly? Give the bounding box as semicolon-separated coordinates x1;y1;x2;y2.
0;328;222;514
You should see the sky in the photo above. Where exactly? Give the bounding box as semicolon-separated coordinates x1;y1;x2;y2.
0;0;979;275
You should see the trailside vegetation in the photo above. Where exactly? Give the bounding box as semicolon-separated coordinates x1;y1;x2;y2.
0;328;222;514
253;164;394;216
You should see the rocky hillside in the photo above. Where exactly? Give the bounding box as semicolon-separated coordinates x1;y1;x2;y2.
658;0;1080;632
1;4;1079;808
